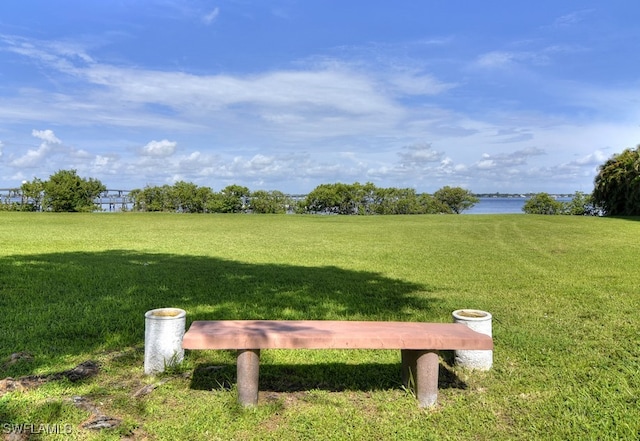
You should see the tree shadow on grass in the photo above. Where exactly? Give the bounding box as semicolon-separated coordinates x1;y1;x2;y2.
609;215;640;222
0;250;439;376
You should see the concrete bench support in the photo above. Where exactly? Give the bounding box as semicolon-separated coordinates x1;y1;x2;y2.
237;349;260;406
182;320;493;408
401;349;439;407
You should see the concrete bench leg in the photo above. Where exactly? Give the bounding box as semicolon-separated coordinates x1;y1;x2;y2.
401;349;439;408
237;349;260;406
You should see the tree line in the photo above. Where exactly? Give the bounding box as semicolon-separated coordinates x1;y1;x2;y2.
297;183;479;214
132;182;480;214
3;171;479;214
2;145;639;215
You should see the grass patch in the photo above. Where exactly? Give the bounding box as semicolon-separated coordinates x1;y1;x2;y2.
0;212;639;439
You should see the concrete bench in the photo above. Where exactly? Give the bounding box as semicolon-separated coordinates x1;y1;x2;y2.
182;320;493;408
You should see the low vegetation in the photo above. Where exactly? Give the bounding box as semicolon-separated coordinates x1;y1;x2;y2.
4;176;481;215
0;213;638;440
522;191;597;215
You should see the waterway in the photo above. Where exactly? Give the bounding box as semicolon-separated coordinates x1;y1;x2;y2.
465;197;571;214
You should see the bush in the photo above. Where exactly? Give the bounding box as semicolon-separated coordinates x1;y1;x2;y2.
523;193;564;215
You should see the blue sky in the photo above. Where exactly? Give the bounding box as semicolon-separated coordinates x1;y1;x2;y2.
1;1;639;194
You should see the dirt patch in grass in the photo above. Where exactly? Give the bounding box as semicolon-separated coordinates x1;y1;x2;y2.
0;359;100;396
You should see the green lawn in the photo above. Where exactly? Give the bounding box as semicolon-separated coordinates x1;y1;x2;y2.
0;212;638;440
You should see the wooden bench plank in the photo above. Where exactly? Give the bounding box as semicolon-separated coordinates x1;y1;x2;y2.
182;320;493;350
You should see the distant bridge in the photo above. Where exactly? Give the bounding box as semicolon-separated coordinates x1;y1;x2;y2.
0;188;134;211
95;190;134;211
0;189;309;212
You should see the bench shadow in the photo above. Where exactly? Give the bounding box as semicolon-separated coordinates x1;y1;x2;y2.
189;359;467;393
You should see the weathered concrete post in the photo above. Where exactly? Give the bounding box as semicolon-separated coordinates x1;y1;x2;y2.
401;349;439;407
237;349;260;406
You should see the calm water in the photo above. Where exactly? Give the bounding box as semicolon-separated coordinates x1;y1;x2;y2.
465;198;527;214
465;197;572;214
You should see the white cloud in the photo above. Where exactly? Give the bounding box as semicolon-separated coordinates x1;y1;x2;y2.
474;44;582;72
94;155;112;167
551;9;594;28
474;147;546;169
63;62;406;144
492;128;534;144
475;51;516;69
388;71;456;95
202;7;220;25
70;148;93;159
475;50;551;69
10;143;52;168
169;68;386;114
476;159;495;169
141;139;177;157
398;143;444;166
572;150;609;166
9;129;62;167
0;36;449;144
32;129;61;144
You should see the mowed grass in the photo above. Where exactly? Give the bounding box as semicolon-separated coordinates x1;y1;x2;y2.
0;212;638;440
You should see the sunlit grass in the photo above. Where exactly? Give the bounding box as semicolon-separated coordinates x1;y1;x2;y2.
0;212;639;439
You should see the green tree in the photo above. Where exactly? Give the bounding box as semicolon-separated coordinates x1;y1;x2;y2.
195;186;215;213
131;185;173;212
249;190;291;214
371;187;422;214
592;146;640;216
207;185;250;213
42;170;106;212
302;183;344;214
522;193;564;215
171;181;212;213
418;193;451;214
204;192;225;213
128;188;144;211
433;186;479;214
564;191;597;216
20;178;45;211
331;182;360;214
170;181;197;212
302;182;378;215
130;183;213;213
